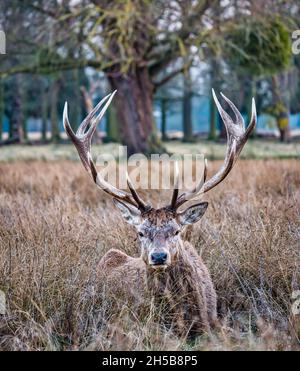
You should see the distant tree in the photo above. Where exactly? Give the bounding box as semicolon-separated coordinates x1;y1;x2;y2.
0;78;4;141
1;0;297;148
208;0;221;141
41;83;49;142
155;72;183;141
10;75;24;143
225;16;293;140
290;56;300;114
160;98;168;142
1;0;267;154
182;69;193;142
49;76;61;143
208;58;222;140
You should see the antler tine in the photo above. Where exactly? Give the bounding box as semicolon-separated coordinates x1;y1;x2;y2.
126;172;151;211
170;161;180;210
173;158;208;209
220;92;244;130
64;102;90;173
244;98;257;144
63;92;116;172
63;91;149;210
76;93;113;137
171;91;256;209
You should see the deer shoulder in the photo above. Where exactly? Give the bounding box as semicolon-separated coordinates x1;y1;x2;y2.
97;249;147;293
98;249;131;271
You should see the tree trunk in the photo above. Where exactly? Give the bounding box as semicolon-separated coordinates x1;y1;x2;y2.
0;78;4;141
161;98;168;141
271;75;290;142
21;79;28;142
106;103;120;142
41;83;48;142
10;74;24;143
70;69;82;131
50;77;60;143
80;85;93;114
209;95;217;140
182;71;193;142
209;58;220;140
108;67;164;156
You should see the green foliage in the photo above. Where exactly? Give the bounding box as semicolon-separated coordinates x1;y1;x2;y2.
225;18;292;76
265;101;288;118
96;0;156;73
35;47;67;76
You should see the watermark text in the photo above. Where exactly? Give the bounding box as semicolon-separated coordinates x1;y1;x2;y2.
292;290;300;315
292;30;300;55
0;30;6;55
95;146;205;192
0;290;5;315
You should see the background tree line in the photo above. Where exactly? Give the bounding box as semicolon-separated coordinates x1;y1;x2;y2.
0;0;299;153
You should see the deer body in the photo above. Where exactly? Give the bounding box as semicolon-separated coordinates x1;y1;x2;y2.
97;206;218;336
98;240;217;335
63;89;256;337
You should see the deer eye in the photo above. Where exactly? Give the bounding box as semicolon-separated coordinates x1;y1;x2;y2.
138;232;144;238
174;230;180;236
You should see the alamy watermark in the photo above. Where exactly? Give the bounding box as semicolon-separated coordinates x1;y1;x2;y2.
292;30;300;55
0;30;6;55
95;146;206;192
0;290;5;315
292;290;300;316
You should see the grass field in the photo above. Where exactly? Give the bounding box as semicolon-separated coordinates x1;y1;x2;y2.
0;139;300;162
0;145;299;350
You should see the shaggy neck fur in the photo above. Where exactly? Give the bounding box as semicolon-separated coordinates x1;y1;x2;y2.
145;242;209;335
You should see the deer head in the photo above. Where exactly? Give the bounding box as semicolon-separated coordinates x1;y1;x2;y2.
63;90;256;269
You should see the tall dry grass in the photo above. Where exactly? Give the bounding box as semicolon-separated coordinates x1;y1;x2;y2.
0;159;299;350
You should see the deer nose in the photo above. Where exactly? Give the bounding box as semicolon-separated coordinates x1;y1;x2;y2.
151;252;168;265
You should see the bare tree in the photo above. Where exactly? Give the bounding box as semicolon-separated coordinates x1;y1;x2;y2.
0;0;294;150
0;0;249;154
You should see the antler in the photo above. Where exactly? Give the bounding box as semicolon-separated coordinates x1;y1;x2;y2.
63;91;150;211
170;89;257;210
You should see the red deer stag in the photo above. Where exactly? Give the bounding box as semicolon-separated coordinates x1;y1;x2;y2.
63;90;256;337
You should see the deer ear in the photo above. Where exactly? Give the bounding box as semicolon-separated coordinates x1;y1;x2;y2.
178;202;208;226
113;199;141;226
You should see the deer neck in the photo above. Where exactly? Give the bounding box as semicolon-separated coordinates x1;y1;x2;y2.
145;242;195;296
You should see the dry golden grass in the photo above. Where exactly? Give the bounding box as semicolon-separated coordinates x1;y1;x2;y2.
0;159;299;351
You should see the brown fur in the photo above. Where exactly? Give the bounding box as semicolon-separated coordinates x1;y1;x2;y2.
97;234;217;337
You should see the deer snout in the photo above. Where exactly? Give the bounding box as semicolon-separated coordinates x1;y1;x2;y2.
150;251;168;265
